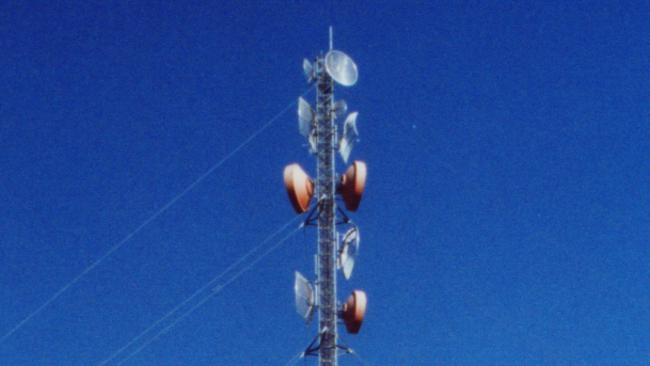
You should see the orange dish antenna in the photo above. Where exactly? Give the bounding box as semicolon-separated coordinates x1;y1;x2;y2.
342;290;368;334
340;160;367;212
283;164;314;213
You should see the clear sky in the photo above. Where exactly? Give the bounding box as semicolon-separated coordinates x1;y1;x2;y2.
1;1;649;365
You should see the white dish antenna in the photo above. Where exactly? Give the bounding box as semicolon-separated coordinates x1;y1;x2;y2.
294;271;315;322
339;112;359;163
339;226;360;280
333;100;348;120
303;59;315;83
298;97;314;138
325;50;358;87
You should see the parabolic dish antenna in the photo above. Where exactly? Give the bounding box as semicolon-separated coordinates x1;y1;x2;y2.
294;271;315;322
333;100;348;120
297;97;314;137
302;58;314;82
340;160;367;212
338;112;359;163
283;163;314;213
339;226;360;280
325;50;358;87
342;289;367;334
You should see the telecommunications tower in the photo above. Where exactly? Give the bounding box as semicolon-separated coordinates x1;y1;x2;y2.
283;28;368;366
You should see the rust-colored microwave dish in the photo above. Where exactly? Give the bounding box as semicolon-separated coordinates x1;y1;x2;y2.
342;289;367;334
340;160;367;212
283;163;314;213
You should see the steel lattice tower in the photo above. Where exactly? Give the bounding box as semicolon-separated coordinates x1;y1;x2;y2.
283;28;367;366
315;56;337;366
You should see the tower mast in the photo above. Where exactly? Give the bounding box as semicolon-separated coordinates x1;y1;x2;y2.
315;43;337;366
283;28;367;366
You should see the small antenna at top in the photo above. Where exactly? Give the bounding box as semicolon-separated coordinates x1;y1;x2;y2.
329;26;333;50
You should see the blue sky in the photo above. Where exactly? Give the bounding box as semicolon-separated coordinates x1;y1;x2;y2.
1;1;649;365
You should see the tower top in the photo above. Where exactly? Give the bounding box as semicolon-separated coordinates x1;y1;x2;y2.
329;26;333;51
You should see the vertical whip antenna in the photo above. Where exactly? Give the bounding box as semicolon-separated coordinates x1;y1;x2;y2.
329;26;334;51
